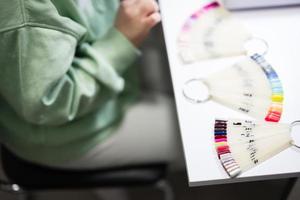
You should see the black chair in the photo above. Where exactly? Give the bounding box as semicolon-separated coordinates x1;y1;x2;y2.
0;146;174;200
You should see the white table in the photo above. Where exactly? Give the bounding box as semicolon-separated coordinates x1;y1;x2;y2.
159;0;300;186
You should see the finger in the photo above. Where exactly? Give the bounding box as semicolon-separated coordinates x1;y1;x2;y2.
144;12;161;28
149;0;160;13
121;0;137;6
139;0;160;16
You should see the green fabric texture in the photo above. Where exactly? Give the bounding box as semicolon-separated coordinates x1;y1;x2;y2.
0;0;141;165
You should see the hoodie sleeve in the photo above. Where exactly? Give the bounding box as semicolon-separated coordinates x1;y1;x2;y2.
0;0;140;126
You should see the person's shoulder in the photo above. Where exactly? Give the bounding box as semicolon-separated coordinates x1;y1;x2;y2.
0;0;60;33
0;0;25;33
0;0;85;41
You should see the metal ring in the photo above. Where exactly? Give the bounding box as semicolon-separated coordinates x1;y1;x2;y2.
290;120;300;149
244;37;269;56
182;78;211;104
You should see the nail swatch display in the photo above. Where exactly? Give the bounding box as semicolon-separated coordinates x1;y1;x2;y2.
184;54;284;122
176;0;294;180
178;1;252;63
214;119;293;178
250;54;284;122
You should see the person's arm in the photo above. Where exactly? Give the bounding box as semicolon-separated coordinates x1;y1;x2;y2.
91;0;161;74
0;28;137;126
0;0;137;126
0;0;160;126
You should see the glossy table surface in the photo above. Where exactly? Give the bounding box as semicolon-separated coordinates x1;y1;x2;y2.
159;0;300;186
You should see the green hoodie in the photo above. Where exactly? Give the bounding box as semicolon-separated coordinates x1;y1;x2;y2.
0;0;141;166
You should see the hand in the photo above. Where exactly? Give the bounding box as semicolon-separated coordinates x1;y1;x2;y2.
115;0;161;47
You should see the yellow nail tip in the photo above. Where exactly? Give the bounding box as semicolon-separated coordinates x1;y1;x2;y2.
271;95;284;102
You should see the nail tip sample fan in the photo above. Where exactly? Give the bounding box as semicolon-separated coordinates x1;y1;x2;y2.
177;1;252;63
214;119;293;178
183;54;284;122
204;54;284;122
